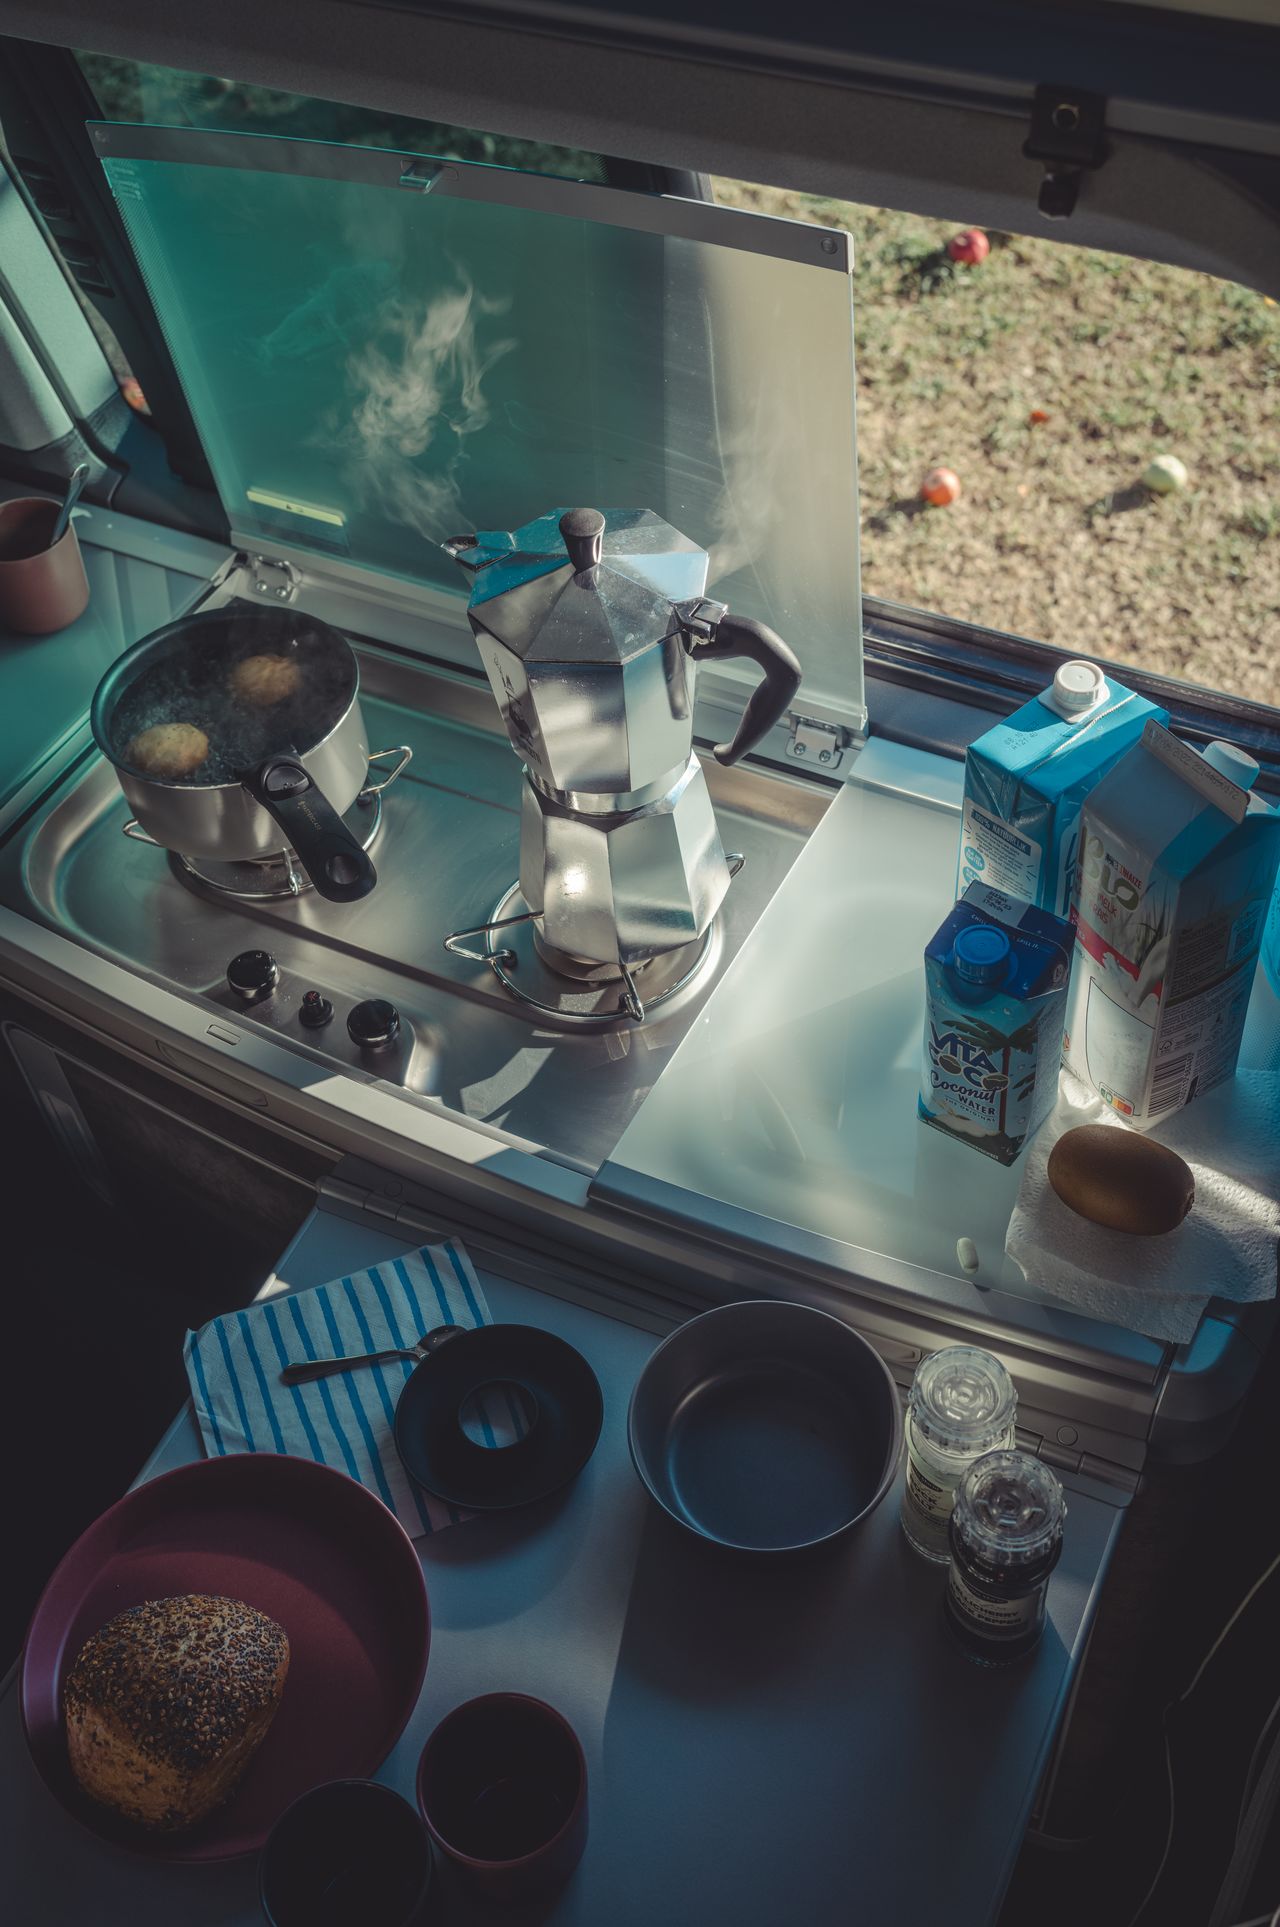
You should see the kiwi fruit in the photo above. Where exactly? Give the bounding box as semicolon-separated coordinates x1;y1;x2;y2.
1047;1125;1194;1236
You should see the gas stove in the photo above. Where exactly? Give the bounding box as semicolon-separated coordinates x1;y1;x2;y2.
0;637;821;1172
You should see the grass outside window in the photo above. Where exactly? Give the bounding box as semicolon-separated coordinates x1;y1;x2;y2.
717;180;1278;708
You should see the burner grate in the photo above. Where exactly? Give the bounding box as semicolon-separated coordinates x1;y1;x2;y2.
120;745;411;901
445;856;742;1025
174;792;384;900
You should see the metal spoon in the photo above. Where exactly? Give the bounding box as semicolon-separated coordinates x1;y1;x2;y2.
49;462;90;548
280;1322;464;1386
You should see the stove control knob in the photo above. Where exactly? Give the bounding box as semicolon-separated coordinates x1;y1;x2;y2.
299;990;334;1030
227;949;278;1001
347;998;401;1051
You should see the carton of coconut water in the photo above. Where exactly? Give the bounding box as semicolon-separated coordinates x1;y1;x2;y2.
959;661;1167;918
1064;725;1280;1127
920;884;1074;1164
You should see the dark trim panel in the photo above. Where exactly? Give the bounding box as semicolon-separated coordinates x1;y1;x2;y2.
1;0;1277;293
386;0;1280;156
0;39;216;488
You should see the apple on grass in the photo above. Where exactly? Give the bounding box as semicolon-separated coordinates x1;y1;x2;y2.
921;467;962;507
947;229;990;265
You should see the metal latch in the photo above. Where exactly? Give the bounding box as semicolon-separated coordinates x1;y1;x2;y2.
1023;85;1108;220
247;554;300;604
785;715;850;770
398;161;442;193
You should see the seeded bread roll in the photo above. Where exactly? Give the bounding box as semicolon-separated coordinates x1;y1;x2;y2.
64;1595;289;1831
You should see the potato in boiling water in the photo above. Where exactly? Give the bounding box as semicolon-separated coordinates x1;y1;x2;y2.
126;721;209;779
229;654;301;707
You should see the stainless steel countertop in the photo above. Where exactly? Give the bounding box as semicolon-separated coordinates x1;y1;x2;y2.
0;636;824;1173
0;513;1266;1478
0;1199;1122;1926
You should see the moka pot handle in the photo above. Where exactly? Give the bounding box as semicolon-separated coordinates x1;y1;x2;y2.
691;611;803;766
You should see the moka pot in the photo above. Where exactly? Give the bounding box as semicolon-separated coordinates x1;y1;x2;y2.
446;506;801;975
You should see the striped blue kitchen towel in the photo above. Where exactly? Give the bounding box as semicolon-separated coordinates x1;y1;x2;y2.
184;1240;514;1540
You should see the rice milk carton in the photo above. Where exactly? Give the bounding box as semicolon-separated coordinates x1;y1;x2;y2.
920;884;1074;1164
1065;726;1280;1127
1264;872;1280;1000
959;661;1168;918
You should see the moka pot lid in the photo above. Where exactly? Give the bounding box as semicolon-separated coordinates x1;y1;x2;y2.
446;506;711;666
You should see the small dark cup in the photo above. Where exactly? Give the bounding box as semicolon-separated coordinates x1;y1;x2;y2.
260;1779;433;1927
0;497;89;635
416;1694;587;1903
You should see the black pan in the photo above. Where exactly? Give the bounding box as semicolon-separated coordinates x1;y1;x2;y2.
628;1300;902;1555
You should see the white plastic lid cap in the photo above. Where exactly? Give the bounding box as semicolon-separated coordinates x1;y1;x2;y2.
1050;660;1108;715
1202;740;1259;790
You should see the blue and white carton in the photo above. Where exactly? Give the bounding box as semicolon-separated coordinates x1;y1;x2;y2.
920;884;1074;1165
1065;726;1280;1128
1264;869;1280;1000
959;660;1168;918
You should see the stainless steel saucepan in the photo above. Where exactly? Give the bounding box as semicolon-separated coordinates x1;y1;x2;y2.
91;607;377;902
628;1300;903;1556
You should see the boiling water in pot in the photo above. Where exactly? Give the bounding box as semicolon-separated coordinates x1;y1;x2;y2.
106;610;356;786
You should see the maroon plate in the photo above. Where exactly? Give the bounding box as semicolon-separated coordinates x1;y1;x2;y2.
20;1453;430;1862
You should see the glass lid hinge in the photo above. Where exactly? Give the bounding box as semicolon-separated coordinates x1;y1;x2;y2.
245;554;300;604
785;715;854;771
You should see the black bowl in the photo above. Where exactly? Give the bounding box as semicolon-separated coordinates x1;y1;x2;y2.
259;1779;432;1927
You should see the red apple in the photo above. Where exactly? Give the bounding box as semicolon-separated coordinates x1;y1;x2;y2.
921;467;962;507
947;228;990;265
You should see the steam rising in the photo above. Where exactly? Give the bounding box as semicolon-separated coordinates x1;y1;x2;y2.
322;282;515;537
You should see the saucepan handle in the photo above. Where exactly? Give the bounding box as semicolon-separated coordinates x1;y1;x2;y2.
691;611;803;766
244;758;377;903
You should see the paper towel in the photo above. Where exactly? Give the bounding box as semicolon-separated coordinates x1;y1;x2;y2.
1006;1070;1280;1344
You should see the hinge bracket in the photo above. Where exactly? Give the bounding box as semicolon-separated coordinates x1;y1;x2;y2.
246;554;300;604
1023;85;1108;220
785;714;852;771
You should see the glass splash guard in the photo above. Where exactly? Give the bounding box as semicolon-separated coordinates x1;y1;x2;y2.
91;125;864;729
